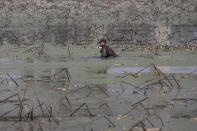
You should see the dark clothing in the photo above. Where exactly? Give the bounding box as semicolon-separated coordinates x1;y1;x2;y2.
100;45;118;58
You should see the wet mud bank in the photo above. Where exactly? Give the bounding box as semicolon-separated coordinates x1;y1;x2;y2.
0;44;197;130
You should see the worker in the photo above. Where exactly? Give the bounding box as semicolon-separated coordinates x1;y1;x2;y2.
99;38;118;58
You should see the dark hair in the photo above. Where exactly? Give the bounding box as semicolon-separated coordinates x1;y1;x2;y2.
99;38;107;44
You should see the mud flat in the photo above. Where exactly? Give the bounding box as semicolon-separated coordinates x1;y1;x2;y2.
0;44;197;131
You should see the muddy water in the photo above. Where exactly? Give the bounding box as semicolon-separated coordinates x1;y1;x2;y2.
0;44;197;131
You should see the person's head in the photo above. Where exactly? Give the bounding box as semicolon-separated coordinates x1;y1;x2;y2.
99;38;107;47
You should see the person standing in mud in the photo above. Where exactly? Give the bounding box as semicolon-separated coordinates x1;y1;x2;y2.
99;38;118;58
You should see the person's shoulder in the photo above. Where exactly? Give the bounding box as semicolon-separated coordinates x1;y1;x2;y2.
104;45;111;49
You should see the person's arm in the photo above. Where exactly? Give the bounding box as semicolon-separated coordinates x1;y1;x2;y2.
108;48;118;57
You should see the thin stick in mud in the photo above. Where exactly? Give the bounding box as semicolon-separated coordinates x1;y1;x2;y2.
97;103;109;109
131;97;149;107
123;103;139;116
152;64;162;75
99;87;110;97
145;118;155;127
151;113;165;127
85;104;95;117
30;103;34;121
0;106;18;117
172;98;197;101
42;103;59;124
67;42;71;57
70;103;94;117
30;85;45;116
0;94;19;103
57;95;72;110
38;122;44;131
129;117;147;131
161;73;174;89
120;72;137;78
72;85;91;94
171;75;181;89
121;81;141;89
103;116;116;127
65;68;71;82
6;73;19;88
18;86;28;121
87;89;94;97
17;94;23;121
123;97;149;116
133;64;153;77
65;95;72;109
